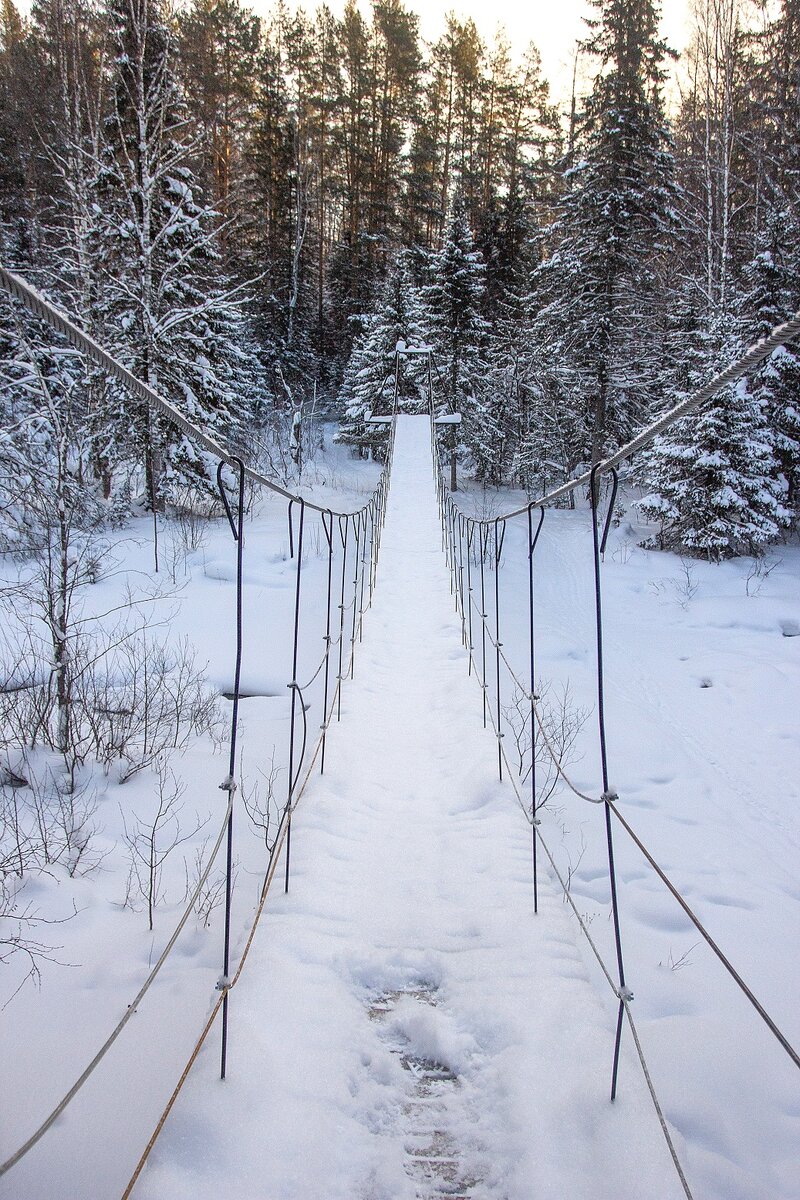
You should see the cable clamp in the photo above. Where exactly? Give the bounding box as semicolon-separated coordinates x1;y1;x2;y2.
616;985;634;1003
601;790;619;804
216;975;231;991
533;816;542;827
496;732;504;740
219;775;237;793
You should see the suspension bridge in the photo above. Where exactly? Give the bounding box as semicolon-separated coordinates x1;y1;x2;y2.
1;263;799;1199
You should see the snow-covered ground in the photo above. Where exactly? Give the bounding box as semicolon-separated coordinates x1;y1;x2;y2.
2;417;799;1199
457;466;800;1199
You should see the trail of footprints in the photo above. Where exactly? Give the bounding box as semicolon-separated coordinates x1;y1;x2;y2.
367;983;478;1199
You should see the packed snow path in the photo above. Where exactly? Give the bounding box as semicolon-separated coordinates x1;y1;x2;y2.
137;417;680;1200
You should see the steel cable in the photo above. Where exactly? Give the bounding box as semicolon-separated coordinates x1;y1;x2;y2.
120;526;385;1198
446;512;694;1199
0;268;394;1179
444;473;800;1075
463;585;600;804
605;800;800;1072
122;429;400;1192
0;790;234;1180
0;264;382;519
440;439;800;1111
471;622;693;1197
438;307;800;523
454;492;800;1077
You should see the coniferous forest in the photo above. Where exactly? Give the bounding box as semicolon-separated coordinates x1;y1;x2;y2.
1;0;799;559
2;11;800;1193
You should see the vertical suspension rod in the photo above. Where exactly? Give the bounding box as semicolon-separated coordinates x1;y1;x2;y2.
590;464;627;1100
284;499;306;895
494;518;506;781
466;522;475;673
214;458;245;1081
336;516;349;721
527;504;545;915
479;526;489;726
350;512;362;677
320;511;334;775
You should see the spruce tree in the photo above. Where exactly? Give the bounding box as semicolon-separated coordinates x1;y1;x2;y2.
424;193;490;479
336;253;429;457
637;314;789;559
94;0;262;504
535;0;677;467
744;210;800;508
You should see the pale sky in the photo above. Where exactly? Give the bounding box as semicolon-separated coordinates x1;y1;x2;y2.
261;0;695;105
15;0;695;106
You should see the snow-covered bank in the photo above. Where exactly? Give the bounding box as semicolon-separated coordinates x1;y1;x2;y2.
456;479;800;1200
2;418;798;1199
0;439;382;1199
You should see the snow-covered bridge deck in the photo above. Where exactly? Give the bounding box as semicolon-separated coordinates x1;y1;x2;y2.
133;416;679;1199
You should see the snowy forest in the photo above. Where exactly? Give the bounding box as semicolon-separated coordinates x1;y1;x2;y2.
2;2;800;1196
0;0;798;559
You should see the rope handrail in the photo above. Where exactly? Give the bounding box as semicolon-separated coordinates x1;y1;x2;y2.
461;576;601;805
445;475;800;1076
473;632;693;1200
0;263;383;520
435;307;800;523
0;789;234;1179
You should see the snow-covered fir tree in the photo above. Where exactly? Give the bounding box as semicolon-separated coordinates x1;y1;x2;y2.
336;253;430;457
93;0;263;506
477;186;550;488
637;313;790;559
743;210;800;510
533;0;677;470
424;193;491;480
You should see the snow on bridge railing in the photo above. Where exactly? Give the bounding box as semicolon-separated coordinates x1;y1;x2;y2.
0;262;397;1186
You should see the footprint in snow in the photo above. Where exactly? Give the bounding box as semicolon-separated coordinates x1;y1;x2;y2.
361;982;498;1200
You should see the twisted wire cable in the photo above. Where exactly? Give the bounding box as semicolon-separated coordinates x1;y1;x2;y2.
0;264;381;519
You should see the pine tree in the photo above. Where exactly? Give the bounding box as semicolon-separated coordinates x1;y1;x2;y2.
177;0;260;267
0;0;28;251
